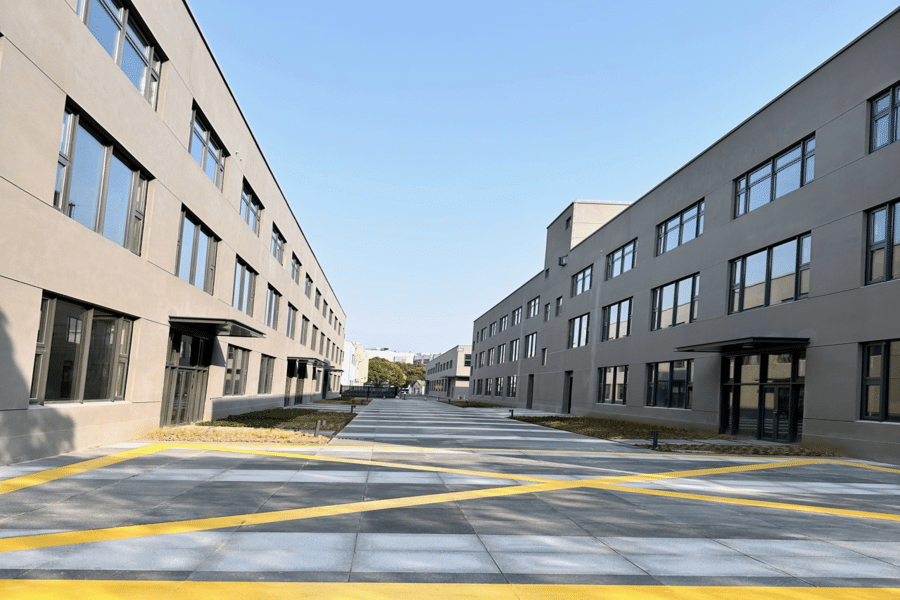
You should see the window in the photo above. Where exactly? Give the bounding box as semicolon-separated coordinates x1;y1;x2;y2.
177;211;217;294
479;327;487;342
487;347;494;366
304;274;313;297
30;295;133;403
862;341;900;422
232;258;256;316
509;339;519;362
240;184;262;235
497;344;506;364
735;137;815;217
258;355;275;394
476;379;483;395
651;274;699;330
871;84;900;152
606;240;637;280
507;375;517;397
568;313;590;348
601;299;632;341
598;366;628;404
223;345;250;396
730;234;810;313
489;322;497;337
56;109;147;254
525;333;537;358
311;326;318;351
315;289;321;309
264;286;281;330
512;308;522;325
541;348;547;366
495;377;503;397
323;300;328;318
555;297;562;317
485;377;493;395
866;202;900;284
80;0;161;106
320;332;325;355
464;354;472;367
478;351;485;367
647;360;693;408
300;315;310;345
657;200;704;255
526;297;540;319
286;304;297;339
499;316;508;331
565;216;571;229
543;303;550;322
270;225;285;264
189;109;225;188
571;265;593;296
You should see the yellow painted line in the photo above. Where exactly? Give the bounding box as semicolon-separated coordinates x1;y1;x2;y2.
826;460;900;474
596;483;900;522
0;581;898;600
0;443;175;496
0;479;588;553
598;458;821;485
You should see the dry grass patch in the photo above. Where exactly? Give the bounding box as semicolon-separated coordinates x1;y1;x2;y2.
513;415;724;440
315;397;371;405
635;443;842;457
138;426;329;444
447;400;508;408
197;407;356;432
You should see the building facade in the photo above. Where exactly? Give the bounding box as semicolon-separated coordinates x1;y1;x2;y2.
0;0;346;464
470;9;900;463
426;345;471;400
340;341;368;386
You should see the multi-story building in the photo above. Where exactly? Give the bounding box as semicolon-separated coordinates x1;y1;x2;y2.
425;346;471;400
0;0;346;464
470;8;900;463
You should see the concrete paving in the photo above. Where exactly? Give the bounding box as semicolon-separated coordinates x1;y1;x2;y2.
1;397;899;598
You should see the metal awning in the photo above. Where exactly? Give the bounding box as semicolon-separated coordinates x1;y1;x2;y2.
169;317;265;338
675;337;810;354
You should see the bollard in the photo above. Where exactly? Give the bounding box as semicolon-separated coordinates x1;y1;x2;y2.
314;419;321;437
351;404;355;414
509;409;515;417
650;430;659;449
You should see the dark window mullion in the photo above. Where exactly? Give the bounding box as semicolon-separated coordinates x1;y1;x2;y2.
95;146;114;235
882;343;890;422
73;307;95;402
887;204;896;281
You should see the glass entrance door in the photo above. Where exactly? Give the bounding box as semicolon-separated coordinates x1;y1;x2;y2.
762;386;791;441
160;329;211;426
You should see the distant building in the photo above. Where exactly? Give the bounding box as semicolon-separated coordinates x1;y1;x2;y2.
341;341;368;386
426;346;472;400
365;348;437;365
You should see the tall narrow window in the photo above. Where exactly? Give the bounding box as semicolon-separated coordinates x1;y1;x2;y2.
56;109;147;254
568;313;590;348
497;344;506;364
300;316;310;345
224;345;250;396
862;340;900;422
311;326;319;351
270;225;286;264
606;240;637;280
305;274;313;297
232;258;256;315
189;109;225;188
602;299;632;341
657;201;704;255
524;333;537;358
651;274;699;330
291;255;302;284
30;295;133;404
240;184;262;235
730;234;810;313
286;304;298;339
80;0;162;107
177;211;217;294
512;308;522;325
264;286;281;330
526;297;540;319
871;84;900;152
598;366;628;404
734;137;815;217
866;202;900;284
509;338;519;361
315;289;321;309
571;265;593;296
258;355;275;394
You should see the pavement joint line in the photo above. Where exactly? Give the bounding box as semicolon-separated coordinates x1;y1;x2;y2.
0;581;899;599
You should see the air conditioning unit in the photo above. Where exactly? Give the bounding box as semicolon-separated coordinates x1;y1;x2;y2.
558;255;568;266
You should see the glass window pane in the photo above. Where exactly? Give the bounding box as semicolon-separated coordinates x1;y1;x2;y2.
873;114;891;149
54;162;67;208
749;163;772;184
874;93;891;114
775;146;802;170
102;155;133;247
87;0;120;58
770;240;797;304
675;279;692;325
741;355;761;383
665;218;680;251
800;236;811;265
190;130;205;165
774;160;802;199
45;300;86;400
681;215;697;244
178;217;195;283
870;248;885;282
767;353;792;383
83;312;117;400
205;148;219;182
232;263;242;309
739;385;758;435
743;251;767;309
871;209;887;243
193;232;209;290
865;385;882;418
68;125;107;232
121;38;147;91
748;177;771;212
799;268;810;296
735;191;746;216
660;284;675;329
804;155;815;184
890;342;900;420
868;345;883;378
619;299;630;337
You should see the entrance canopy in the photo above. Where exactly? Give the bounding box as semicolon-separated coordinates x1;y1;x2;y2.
169;317;264;339
287;357;343;379
675;337;809;354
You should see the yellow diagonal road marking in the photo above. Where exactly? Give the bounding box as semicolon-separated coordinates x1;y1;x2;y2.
595;483;900;522
0;581;898;600
599;458;822;485
0;444;175;496
0;479;587;553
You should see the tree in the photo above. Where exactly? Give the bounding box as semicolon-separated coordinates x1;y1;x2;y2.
366;357;405;386
398;362;426;385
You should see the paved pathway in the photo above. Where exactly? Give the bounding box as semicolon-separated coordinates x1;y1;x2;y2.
1;398;899;598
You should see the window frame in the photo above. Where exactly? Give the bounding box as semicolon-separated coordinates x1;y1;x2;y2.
571;265;593;297
176;210;218;294
258;354;276;394
601;298;632;342
512;308;522;325
729;234;811;314
734;136;815;218
524;332;537;358
526;297;540;319
286;304;298;339
598;365;628;404
270;225;286;264
223;345;250;396
232;257;256;316
606;240;637;280
509;338;520;361
646;360;694;409
189;108;226;189
870;84;900;152
264;285;281;330
567;313;590;349
240;184;263;235
861;340;900;422
657;200;705;255
651;274;700;330
866;201;900;285
499;315;508;331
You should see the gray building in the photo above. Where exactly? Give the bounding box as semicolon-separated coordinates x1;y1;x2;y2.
426;346;471;400
470;9;900;463
0;0;346;464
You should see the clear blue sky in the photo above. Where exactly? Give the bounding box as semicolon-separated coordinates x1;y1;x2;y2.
187;0;898;353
